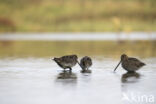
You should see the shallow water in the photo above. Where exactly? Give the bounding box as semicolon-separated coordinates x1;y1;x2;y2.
0;57;155;104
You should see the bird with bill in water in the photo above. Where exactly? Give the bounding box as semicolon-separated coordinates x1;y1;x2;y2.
79;56;92;73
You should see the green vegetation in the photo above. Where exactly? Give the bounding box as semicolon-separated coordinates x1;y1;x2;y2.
0;0;156;32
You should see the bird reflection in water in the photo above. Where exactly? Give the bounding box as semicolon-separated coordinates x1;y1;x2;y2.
57;71;77;79
55;71;77;87
121;72;140;83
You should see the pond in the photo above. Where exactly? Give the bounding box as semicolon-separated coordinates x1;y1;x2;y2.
0;57;156;104
0;33;156;104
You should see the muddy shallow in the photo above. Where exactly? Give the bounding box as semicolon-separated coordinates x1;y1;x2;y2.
0;57;155;104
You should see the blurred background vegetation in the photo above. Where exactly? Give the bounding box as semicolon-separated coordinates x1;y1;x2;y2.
0;41;155;58
0;0;156;32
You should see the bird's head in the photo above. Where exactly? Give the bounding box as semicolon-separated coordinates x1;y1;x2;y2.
114;54;128;72
52;57;60;63
121;54;128;61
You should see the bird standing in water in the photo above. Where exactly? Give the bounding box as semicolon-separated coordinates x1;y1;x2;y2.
114;54;145;72
53;55;78;72
79;56;92;73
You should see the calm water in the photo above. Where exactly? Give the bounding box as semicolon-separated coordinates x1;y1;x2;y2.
0;33;156;104
0;32;156;57
0;57;156;104
0;32;156;41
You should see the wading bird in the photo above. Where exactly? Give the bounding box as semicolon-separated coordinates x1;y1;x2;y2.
114;54;145;72
53;55;78;72
79;56;92;73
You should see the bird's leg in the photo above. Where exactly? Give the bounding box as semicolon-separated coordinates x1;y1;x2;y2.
69;67;72;72
63;69;66;73
128;71;135;74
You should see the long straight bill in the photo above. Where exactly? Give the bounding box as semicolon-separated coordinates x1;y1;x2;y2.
77;60;83;69
114;60;121;72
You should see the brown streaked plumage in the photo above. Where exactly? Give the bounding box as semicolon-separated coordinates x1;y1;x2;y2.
79;56;92;73
114;54;145;72
53;55;78;72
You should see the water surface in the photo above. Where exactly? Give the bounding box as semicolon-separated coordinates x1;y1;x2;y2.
0;33;156;104
0;57;155;104
0;32;156;41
